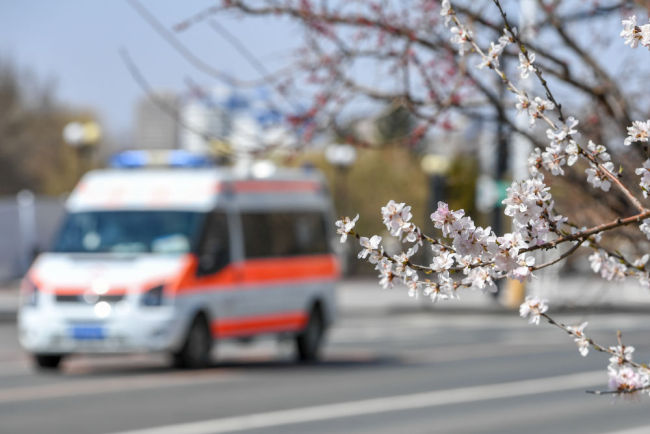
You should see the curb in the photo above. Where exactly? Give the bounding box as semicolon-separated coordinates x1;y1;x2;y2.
0;311;16;323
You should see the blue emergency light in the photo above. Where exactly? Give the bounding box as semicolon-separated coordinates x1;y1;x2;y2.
109;150;214;168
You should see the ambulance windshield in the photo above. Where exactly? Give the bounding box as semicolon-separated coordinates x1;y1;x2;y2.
52;211;203;254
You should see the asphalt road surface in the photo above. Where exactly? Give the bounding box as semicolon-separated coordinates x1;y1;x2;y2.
1;307;650;433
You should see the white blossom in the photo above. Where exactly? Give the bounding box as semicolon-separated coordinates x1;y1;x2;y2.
608;366;649;393
547;116;578;143
430;201;465;237
440;0;452;26
517;52;535;79
393;251;417;279
585;162;614;192
633;254;649;268
437;271;456;299
405;274;420;298
425;280;451;303
609;345;636;367
450;24;472;56
494;249;534;281
541;148;566;176
589;250;627;281
402;222;422;244
376;258;396;289
640;219;650;240
635;159;650;198
497;27;515;46
463;266;496;291
533;97;554;115
565;141;579;166
358;235;383;263
527;147;542;176
567;322;589;357
519;296;548;325
335;214;358;242
624;120;650;146
431;250;454;272
477;42;498;69
521;96;554;126
502;178;561;244
587;140;611;164
381;200;413;238
515;94;531;113
620;15;650;50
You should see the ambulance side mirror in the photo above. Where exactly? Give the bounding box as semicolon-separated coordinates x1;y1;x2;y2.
197;244;229;276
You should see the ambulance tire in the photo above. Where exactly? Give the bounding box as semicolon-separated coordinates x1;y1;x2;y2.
172;314;212;369
296;306;325;362
34;354;64;370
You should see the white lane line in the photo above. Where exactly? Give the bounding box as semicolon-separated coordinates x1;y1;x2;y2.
111;370;605;434
608;426;650;434
0;370;242;404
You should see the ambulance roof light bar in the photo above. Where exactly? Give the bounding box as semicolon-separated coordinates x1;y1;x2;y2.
109;150;215;169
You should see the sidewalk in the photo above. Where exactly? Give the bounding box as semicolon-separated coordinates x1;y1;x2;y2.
338;278;505;316
339;274;650;316
2;275;650;323
0;280;19;322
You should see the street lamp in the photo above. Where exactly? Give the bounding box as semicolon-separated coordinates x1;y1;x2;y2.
325;143;357;276
421;153;450;220
325;144;357;215
63;121;102;180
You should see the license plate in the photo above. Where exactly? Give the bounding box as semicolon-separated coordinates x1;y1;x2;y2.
70;326;105;340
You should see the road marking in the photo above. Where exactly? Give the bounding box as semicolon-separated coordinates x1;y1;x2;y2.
0;370;242;404
608;426;650;434
111;370;605;434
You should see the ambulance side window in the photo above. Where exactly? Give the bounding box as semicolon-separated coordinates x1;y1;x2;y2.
241;212;329;258
197;212;230;275
241;213;273;258
293;213;329;255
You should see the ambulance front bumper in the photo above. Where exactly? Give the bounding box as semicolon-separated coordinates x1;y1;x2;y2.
18;305;186;354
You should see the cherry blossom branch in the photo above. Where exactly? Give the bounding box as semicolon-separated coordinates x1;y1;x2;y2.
489;1;646;214
530;239;584;271
536;0;633;130
541;314;647;367
491;0;567;122
522;209;650;253
580;151;647;213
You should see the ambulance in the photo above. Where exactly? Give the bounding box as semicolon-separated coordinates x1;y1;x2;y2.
18;151;340;370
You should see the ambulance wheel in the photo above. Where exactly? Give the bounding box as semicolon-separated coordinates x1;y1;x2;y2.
173;314;212;369
296;307;325;362
34;354;64;370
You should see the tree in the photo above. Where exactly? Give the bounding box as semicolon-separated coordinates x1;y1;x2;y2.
0;59;97;195
171;1;650;394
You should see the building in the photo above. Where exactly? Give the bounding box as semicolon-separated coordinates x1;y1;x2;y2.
179;99;230;154
134;92;179;150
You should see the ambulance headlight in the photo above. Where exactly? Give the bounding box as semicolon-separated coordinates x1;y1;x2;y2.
22;279;39;307
141;284;165;306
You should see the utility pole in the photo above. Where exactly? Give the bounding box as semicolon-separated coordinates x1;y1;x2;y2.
502;0;538;308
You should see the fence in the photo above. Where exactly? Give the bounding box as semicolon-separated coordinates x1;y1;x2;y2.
0;192;66;282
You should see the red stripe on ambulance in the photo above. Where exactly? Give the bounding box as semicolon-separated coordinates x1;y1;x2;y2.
213;311;308;338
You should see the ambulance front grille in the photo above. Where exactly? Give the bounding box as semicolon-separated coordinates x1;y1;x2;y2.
55;294;125;304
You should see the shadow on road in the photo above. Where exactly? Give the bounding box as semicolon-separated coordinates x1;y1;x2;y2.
53;352;404;377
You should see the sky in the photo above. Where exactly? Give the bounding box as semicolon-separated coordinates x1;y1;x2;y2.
0;0;642;149
0;0;299;142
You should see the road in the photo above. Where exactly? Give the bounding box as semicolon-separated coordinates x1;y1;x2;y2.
1;294;650;433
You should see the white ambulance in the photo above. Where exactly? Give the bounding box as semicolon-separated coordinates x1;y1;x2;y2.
18;151;340;370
